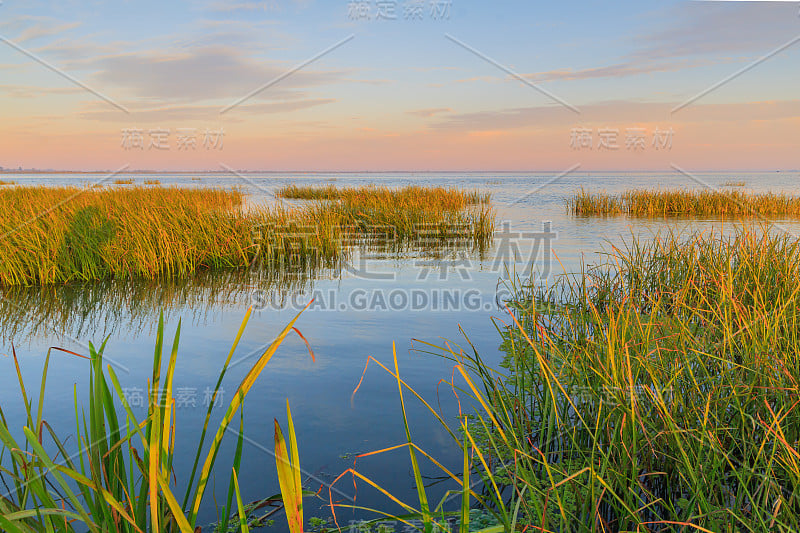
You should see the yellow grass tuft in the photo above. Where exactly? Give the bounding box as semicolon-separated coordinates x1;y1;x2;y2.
568;187;800;217
0;185;494;286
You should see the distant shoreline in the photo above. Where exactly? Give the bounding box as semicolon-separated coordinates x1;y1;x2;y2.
1;169;797;175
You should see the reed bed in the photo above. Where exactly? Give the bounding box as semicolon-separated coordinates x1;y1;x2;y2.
568;187;800;217
112;178;135;185
0;186;254;285
277;184;494;249
359;226;800;532
0;185;494;286
6;217;800;532
276;184;341;200
567;189;626;215
144;179;161;185
489;226;800;530
312;186;492;244
277;184;490;205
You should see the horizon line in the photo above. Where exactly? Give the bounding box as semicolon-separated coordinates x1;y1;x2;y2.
2;168;798;175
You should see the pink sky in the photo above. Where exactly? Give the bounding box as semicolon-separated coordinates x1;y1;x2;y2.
1;1;798;171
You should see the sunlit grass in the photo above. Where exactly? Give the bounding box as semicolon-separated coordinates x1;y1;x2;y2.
113;178;135;185
0;306;313;533
568;187;800;216
276;184;341;200
277;184;490;205
0;185;494;286
6;189;798;531
566;189;626;215
481;225;800;530
337;225;800;532
278;184;494;247
0;186;254;285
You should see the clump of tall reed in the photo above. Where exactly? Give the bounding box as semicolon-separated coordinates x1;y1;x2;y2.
568;187;800;217
338;225;800;532
0;185;494;286
277;184;341;200
280;184;494;247
0;306;312;533
484;227;800;530
566;189;626;215
0;186;258;286
277;184;490;205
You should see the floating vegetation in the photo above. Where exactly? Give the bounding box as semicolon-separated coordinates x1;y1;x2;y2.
144;178;161;185
568;187;800;216
722;180;746;186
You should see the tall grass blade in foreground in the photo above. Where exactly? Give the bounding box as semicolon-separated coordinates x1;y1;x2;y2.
274;400;303;533
0;304;314;532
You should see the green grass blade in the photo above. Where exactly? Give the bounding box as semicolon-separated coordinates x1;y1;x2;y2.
182;307;252;510
232;468;250;533
392;342;431;532
188;303;310;526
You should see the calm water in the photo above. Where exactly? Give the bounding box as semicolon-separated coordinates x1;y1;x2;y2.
2;171;800;530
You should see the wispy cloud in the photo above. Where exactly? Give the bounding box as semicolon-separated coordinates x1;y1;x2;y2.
79;97;336;121
406;107;452;118
0;84;83;98
86;46;345;102
204;1;281;12
0;16;82;45
631;2;800;61
15;21;81;44
522;58;718;83
430;99;800;132
451;3;799;87
33;38;127;62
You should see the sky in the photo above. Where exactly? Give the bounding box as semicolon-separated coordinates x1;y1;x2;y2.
0;0;798;171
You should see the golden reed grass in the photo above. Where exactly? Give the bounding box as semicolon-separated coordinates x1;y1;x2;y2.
0;185;494;286
568;187;800;217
